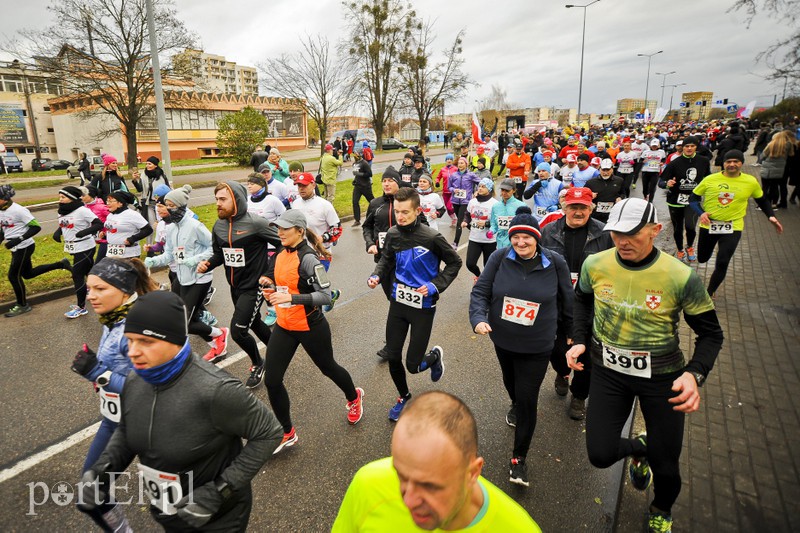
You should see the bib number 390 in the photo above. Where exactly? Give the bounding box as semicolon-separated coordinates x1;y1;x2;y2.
222;247;245;267
396;284;423;309
501;296;540;326
602;345;651;378
138;464;183;515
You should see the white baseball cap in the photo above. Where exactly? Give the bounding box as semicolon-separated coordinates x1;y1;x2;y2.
604;198;658;235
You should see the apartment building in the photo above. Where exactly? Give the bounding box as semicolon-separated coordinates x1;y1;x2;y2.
172;48;259;96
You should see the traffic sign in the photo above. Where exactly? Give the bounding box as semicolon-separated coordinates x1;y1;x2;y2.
695;101;703;106
679;102;687;108
634;113;644;119
726;104;739;113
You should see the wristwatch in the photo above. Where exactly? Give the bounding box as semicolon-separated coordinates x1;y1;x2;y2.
689;371;705;388
96;370;113;387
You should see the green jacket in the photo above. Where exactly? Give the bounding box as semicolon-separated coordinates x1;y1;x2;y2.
320;153;343;185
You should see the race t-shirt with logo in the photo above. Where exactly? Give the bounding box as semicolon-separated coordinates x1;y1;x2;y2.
640;149;666;173
247;194;286;223
466;197;498;243
615;151;637;174
0;202;36;250
291;195;340;251
691;172;763;231
104;208;149;258
419;192;445;231
559;165;577;186
578;248;714;374
58;205;98;254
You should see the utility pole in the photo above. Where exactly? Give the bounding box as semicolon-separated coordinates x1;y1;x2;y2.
655;71;675;108
145;0;172;180
637;50;663;117
566;0;600;126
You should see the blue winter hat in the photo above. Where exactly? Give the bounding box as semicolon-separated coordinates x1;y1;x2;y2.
535;162;552;174
153;184;171;199
479;178;494;192
362;141;369;148
445;153;454;161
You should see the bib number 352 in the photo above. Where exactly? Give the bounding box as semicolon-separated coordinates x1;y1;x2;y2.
396;284;423;309
222;247;245;267
501;296;540;326
603;345;651;378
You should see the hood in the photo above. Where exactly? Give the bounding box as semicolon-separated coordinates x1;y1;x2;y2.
223;180;249;220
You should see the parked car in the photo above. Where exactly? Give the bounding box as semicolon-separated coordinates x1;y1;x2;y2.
31;158;52;171
382;138;408;150
43;159;72;170
67;155;105;180
1;152;23;172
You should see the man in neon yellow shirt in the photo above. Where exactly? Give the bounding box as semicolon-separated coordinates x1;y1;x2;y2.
689;149;783;297
333;391;540;532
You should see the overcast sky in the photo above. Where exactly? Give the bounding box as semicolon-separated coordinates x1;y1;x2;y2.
2;0;793;115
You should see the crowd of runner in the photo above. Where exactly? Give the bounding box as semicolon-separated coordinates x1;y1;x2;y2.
1;116;797;532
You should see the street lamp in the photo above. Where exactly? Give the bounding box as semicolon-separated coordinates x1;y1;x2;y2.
655;70;676;108
637;50;663;118
566;0;600;125
667;83;687;111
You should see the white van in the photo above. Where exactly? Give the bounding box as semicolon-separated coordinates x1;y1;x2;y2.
328;128;377;153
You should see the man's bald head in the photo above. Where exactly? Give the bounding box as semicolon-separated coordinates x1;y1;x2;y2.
395;391;478;461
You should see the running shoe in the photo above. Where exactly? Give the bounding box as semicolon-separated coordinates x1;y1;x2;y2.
506;404;517;427
204;327;229;363
60;258;73;272
451;242;458;251
202;286;216;306
509;457;529;487
272;427;298;455
245;363;266;389
4;304;32;318
388;394;411;422
199;310;219;327
65;306;88;319
263;307;277;326
648;511;673;533
450;217;457;227
676;250;686;261
686;247;697;262
568;397;586;420
376;346;389;361
347;387;365;425
629;433;652;491
554;375;569;396
352;220;361;227
429;346;444;382
323;289;341;313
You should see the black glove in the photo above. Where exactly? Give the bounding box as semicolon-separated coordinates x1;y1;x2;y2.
175;482;224;528
4;237;21;250
72;344;99;376
76;463;112;511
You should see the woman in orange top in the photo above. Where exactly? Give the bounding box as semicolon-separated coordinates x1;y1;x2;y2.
259;210;364;454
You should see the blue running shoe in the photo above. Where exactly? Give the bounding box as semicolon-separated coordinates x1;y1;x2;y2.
429;346;444;382
263;307;277;326
388;394;411;422
65;306;88;319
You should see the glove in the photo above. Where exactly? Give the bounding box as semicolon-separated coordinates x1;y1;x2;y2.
181;257;199;269
175;482;224;528
76;463;112;511
486;231;494;239
72;344;99;377
4;237;22;250
143;257;156;269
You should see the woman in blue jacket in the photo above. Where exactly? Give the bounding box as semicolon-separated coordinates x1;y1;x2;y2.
447;157;480;249
468;206;573;489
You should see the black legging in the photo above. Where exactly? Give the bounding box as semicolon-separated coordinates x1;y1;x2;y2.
697;228;742;296
620;171;635;198
229;288;271;366
385;301;437;397
549;328;592;400
71;249;95;308
762;178;780;206
352;184;374;223
641;172;659;202
465;241;496;277
586;365;684;514
495;346;550;459
667;206;698;252
264;319;357;433
453;204;468;245
8;244;66;306
180;281;213;341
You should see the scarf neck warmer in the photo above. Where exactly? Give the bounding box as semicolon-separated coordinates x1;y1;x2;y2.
58;199;84;216
416;186;432;195
134;340;191;385
476;193;492;202
98;293;138;326
163;206;187;224
144;167;161;180
250;187;267;202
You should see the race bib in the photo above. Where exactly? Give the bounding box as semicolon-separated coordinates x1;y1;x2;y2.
98;388;120;422
570;272;579;287
138;464;183;515
402;174;412;183
513;177;522;184
64;241;77;254
501;296;540;326
596;202;613;213
496;216;513;229
602;344;651;378
562;175;573;185
173;246;186;261
677;193;690;205
107;244;126;257
395;284;423;309
453;188;467;199
618;165;633;174
470;220;486;230
377;232;387;249
534;205;549;219
646;159;660;170
222;247;245;267
709;220;733;234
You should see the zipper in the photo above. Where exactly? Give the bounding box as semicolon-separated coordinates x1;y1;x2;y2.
148;388;158;449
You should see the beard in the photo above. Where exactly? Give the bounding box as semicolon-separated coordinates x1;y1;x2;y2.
217;206;234;219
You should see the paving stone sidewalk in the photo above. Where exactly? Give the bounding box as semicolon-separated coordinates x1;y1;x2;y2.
616;159;800;532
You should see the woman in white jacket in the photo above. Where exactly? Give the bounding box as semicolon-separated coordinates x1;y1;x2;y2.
144;185;229;363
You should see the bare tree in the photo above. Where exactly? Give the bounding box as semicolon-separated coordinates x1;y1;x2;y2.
5;0;195;170
399;26;471;139
260;35;350;156
341;0;416;148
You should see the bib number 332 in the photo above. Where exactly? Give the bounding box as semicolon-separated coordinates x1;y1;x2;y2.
396;284;423;309
501;296;540;326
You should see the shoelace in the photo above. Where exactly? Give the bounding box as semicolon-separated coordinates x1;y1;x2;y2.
649;515;670;531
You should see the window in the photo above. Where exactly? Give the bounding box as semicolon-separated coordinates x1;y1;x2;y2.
43;106;50;111
47;128;54;133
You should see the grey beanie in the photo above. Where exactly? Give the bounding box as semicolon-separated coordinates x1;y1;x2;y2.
164;184;192;207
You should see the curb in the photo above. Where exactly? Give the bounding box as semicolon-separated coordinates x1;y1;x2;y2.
0;286;75;314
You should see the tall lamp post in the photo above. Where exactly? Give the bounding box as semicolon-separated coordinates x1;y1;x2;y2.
667;83;687;111
637;50;663;118
566;0;600;126
655;70;676;109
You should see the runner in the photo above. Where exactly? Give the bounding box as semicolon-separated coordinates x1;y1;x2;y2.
658;136;711;261
259;210;364;454
255;164;290;207
144;185;229;363
640;139;666;202
567;197;724;533
539;187;613;420
448;157;480;249
469;206;573;487
398;152;415;186
368;187;462;421
197;181;282;388
351;152;374;227
82;186;110;262
333;391;541;532
586;159;625;223
78;290;283;531
1;184;71;317
54;186;103;318
410;154;427;187
615;141;638;198
435;154;458;227
689;149;783;297
559;154;579;187
490;178;525;250
462;178;498;279
72;257;157;531
246;173;286;222
507;141;533;199
101;191;153;259
572;154;599;188
522;163;565;222
417;174;445;231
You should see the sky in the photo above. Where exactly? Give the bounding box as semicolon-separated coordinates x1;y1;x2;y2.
1;0;794;115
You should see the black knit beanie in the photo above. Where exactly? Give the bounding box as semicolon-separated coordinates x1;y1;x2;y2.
125;291;188;347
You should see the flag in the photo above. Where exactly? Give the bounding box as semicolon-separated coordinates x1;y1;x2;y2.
654;108;668;123
471;112;485;144
643;108;651;123
737;100;757;119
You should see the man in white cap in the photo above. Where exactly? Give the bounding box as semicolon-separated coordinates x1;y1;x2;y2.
566;197;724;533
